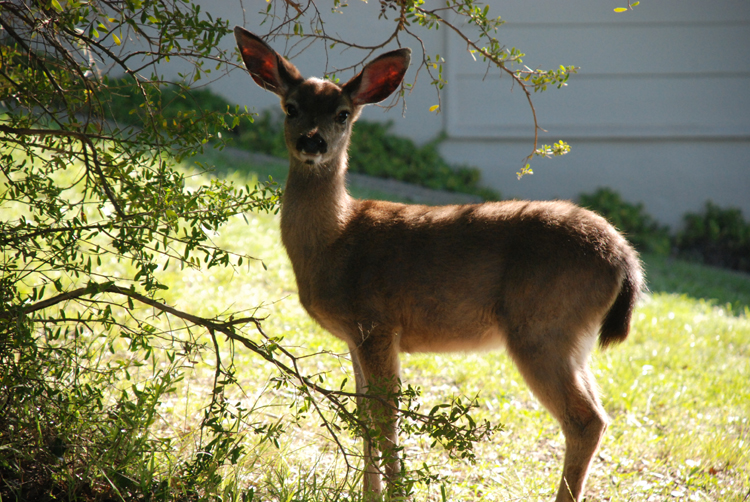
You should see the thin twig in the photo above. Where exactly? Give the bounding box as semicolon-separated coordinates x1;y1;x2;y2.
0;125;126;219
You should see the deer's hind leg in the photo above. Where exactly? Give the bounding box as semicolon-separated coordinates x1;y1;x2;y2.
348;323;402;500
506;328;608;502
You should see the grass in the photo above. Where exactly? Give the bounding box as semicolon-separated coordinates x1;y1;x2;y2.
645;253;750;314
174;152;750;501
4;145;749;501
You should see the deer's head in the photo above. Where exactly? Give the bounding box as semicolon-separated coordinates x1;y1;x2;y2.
234;27;411;169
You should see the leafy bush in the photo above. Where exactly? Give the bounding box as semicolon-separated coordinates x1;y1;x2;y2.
1;4;279;499
107;80;230;126
104;79;245;141
578;187;671;255
105;84;498;199
676;202;750;273
237;111;500;199
236;109;288;158
235;112;500;199
348;121;500;200
0;315;189;501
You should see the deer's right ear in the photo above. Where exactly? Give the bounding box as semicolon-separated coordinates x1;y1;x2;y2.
234;26;303;96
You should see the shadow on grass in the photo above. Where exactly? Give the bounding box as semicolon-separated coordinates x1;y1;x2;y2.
642;253;750;315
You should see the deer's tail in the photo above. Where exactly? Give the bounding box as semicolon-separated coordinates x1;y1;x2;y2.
599;251;644;349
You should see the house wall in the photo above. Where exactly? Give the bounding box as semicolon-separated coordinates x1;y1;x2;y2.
194;0;750;229
436;0;750;229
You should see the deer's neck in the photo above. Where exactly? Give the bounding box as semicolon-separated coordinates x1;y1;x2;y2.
280;154;354;271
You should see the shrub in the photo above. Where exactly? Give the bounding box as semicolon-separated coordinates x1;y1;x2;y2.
578;187;671;255
237;112;500;199
106;84;498;199
348;121;499;200
236;109;288;158
676;202;750;273
106;79;241;135
235;113;501;199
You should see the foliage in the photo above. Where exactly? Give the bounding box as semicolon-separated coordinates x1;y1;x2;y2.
0;0;279;499
349;121;500;200
614;1;641;13
105;85;500;200
2;0;561;499
518;140;573;178
104;78;248;135
235;109;289;160
676;202;750;273
579;187;672;255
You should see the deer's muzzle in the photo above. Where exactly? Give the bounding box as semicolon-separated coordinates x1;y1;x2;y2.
296;133;327;155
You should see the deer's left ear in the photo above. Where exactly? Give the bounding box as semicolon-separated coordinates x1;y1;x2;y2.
342;48;411;106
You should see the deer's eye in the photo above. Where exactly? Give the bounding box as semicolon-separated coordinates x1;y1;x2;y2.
285;104;298;118
335;110;350;124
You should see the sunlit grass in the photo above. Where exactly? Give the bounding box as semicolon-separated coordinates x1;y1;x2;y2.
152;153;749;501
5;147;748;501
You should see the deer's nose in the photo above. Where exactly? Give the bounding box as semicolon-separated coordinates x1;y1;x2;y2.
296;132;327;155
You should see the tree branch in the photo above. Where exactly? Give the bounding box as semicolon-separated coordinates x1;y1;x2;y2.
414;6;542;158
0;125;127;219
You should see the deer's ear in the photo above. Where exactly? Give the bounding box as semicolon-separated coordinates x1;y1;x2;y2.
342;48;411;106
234;26;303;96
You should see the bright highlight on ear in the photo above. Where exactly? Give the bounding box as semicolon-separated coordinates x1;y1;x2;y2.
343;48;412;106
234;26;303;96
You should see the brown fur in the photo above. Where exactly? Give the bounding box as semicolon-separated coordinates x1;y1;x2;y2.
235;26;644;502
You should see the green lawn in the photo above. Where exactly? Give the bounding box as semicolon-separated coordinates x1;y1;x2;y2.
4;148;748;501
171;154;750;501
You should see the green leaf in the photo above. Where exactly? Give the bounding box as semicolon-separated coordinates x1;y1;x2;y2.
614;7;628;12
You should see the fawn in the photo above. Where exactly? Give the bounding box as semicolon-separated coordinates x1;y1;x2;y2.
234;26;643;502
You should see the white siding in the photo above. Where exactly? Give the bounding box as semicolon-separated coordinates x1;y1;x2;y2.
439;0;750;228
187;0;750;229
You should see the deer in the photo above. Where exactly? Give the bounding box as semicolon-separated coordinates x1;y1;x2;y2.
234;26;644;502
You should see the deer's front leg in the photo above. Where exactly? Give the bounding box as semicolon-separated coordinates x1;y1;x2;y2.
349;324;402;500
